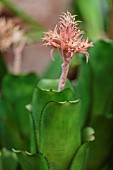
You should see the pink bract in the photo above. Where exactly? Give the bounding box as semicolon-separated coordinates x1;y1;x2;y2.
42;11;93;63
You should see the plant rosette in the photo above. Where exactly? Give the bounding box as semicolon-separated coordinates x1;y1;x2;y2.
13;79;94;170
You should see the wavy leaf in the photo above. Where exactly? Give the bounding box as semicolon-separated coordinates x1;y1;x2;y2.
14;150;49;170
30;79;74;153
39;100;81;170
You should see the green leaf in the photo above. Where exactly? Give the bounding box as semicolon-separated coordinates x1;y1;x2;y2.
30;80;74;153
78;40;113;169
0;148;18;170
87;115;113;170
2;73;38;102
75;0;107;39
0;97;25;150
1;73;38;150
38;79;74;92
70;142;88;170
78;40;113;124
39;100;81;170
43;52;62;79
14;150;49;170
78;58;91;125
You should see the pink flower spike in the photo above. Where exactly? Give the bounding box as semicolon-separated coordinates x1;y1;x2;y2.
42;11;93;91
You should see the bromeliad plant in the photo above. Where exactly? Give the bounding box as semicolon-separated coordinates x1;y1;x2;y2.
13;11;94;170
0;9;113;170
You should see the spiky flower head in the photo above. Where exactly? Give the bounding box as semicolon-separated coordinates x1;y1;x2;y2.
43;11;93;91
0;17;24;51
43;11;93;63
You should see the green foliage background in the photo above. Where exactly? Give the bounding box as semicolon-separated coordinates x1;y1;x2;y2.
0;0;113;169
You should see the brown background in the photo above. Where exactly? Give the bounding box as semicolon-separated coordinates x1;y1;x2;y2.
6;0;70;74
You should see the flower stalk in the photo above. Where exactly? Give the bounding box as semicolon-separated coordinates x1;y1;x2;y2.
58;61;70;91
13;40;25;74
0;17;25;74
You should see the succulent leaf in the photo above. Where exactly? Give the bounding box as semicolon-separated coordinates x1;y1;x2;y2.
30;79;74;153
39;100;81;170
13;149;49;170
70;142;88;170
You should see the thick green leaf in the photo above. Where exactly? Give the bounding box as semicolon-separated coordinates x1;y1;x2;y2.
38;79;74;92
78;40;113;124
78;59;91;125
0;148;18;170
14;150;49;170
0;97;26;150
70;142;88;170
87;115;113;170
78;40;113;169
1;73;38;150
2;73;38;102
31;80;74;153
39;100;81;170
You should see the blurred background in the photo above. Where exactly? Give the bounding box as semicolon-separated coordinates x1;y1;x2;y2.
0;0;113;75
0;2;113;169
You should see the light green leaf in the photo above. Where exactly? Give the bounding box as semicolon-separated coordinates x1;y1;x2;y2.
0;148;18;170
14;150;49;170
87;115;113;170
78;40;113;124
70;143;88;170
30;80;74;153
39;100;81;170
1;73;38;150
